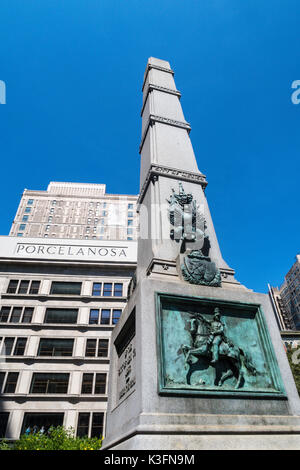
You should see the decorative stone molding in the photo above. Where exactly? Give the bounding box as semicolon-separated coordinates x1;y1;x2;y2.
137;164;207;207
140;114;191;153
142;64;174;91
146;258;178;277
141;84;181;116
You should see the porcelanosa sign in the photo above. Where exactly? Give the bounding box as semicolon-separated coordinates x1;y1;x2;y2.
14;243;133;261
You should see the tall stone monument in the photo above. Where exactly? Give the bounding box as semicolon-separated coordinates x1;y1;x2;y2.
102;58;300;450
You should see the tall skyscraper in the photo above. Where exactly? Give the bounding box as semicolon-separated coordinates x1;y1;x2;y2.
9;182;138;241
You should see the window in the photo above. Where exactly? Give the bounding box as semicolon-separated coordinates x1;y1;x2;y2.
3;372;19;393
21;413;64;437
81;373;106;394
112;309;122;325
85;339;97;357
127;228;133;235
0;373;5;392
38;339;74;357
17;233;23;237
77;413;90;437
0;413;9;438
127;237;133;241
52;200;57;205
27;199;34;205
30;373;69;394
103;283;112;297
81;374;93;394
7;280;18;293
128;204;133;209
100;309;110;325
22;307;33;323
13;338;27;356
98;339;109;357
89;309;99;325
19;224;26;231
89;308;122;326
85;339;109;357
91;413;104;438
50;282;82;295
18;281;30;294
6;279;40;295
24;207;31;213
114;283;123;297
10;307;22;323
77;413;104;438
29;281;40;294
128;211;133;218
102;211;107;217
0;307;10;322
0;307;33;323
44;308;78;324
95;374;106;394
128;220;133;226
2;338;14;355
92;283;102;296
22;215;29;222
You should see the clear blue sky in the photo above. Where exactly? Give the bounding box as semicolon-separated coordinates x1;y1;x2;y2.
0;0;299;293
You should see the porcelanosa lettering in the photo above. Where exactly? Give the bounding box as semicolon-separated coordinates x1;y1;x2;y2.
15;244;128;258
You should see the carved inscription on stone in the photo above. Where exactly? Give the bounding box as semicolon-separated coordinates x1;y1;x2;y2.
118;337;136;401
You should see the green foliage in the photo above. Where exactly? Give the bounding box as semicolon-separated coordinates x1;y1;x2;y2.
12;426;102;450
0;440;13;450
286;347;300;396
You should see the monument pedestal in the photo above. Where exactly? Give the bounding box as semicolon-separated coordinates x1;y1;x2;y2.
102;277;300;450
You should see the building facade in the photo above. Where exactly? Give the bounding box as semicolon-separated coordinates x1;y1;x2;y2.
9;182;138;242
0;236;137;439
269;255;300;330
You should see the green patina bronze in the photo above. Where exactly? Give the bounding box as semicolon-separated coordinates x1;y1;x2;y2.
156;293;286;398
167;183;221;286
181;249;221;286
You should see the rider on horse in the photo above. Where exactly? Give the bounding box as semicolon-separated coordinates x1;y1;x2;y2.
197;307;225;364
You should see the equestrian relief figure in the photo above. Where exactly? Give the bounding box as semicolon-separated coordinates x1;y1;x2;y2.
180;307;257;389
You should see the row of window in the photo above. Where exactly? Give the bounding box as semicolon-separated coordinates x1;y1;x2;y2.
0;337;109;358
25;198;134;208
6;280;125;297
0;306;122;325
0;371;107;395
0;411;104;439
0;306;33;323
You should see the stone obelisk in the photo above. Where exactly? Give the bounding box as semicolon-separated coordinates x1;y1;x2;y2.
102;58;300;450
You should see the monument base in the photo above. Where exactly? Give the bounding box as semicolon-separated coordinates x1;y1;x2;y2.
105;432;300;450
102;277;300;451
102;411;300;450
